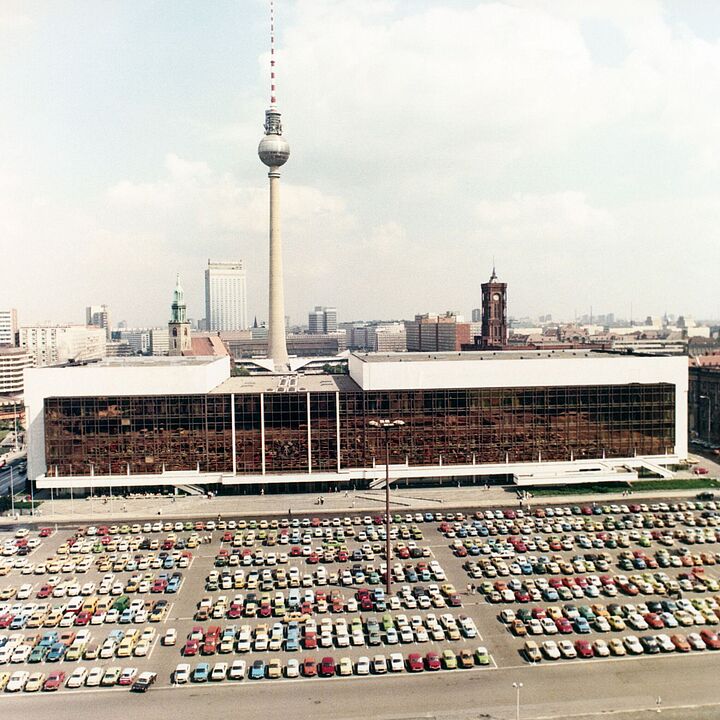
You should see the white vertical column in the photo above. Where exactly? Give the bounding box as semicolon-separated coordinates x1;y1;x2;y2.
230;393;237;475
267;170;289;370
335;391;341;473
307;392;312;473
260;393;266;476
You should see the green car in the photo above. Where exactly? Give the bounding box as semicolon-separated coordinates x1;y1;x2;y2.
474;646;490;666
381;613;394;632
442;649;458;669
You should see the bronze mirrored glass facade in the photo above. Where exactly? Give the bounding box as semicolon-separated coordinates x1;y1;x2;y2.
44;383;675;477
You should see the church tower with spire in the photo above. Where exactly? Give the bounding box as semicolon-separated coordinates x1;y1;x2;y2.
168;274;192;356
480;264;508;348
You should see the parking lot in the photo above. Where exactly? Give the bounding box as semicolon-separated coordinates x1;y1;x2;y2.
0;497;720;714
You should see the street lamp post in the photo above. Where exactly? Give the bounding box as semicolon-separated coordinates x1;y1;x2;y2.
700;395;712;444
512;682;523;720
9;465;14;519
368;418;405;596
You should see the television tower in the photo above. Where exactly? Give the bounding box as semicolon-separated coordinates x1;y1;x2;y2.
258;0;290;372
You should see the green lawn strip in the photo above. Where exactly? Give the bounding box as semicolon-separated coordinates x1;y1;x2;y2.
530;477;720;497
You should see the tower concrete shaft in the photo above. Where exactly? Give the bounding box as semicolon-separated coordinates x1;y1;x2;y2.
267;167;289;370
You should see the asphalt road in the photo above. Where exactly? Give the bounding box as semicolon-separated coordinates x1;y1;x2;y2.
3;652;720;720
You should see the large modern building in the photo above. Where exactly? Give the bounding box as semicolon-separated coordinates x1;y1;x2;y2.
25;349;687;492
405;313;471;352
205;260;248;332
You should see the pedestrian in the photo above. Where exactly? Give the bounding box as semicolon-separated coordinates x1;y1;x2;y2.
484;483;488;491
344;490;349;498
288;508;292;517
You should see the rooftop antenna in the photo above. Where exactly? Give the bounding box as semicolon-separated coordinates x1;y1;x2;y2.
270;0;276;105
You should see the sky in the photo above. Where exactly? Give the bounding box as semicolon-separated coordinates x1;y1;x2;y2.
2;0;720;328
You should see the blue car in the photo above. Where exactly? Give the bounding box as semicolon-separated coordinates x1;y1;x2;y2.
574;618;591;634
46;642;67;662
193;663;210;682
249;660;265;679
119;608;134;623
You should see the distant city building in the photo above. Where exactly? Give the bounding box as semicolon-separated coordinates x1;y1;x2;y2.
19;325;106;367
119;329;150;355
105;340;133;357
168;275;192;356
374;323;407;352
204;260;248;332
86;304;111;339
405;313;470;352
0;347;31;399
0;309;18;347
150;328;170;356
308;306;337;334
480;266;507;347
222;331;346;359
471;308;481;323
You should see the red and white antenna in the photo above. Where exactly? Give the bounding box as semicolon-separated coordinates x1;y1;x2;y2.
270;0;276;106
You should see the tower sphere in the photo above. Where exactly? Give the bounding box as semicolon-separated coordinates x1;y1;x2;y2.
258;135;290;167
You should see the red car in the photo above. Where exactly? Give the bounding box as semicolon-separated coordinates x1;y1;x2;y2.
575;640;594;658
319;657;335;677
37;585;54;599
644;613;664;630
183;640;199;656
304;632;317;649
555;618;573;634
407;653;424;672
302;658;317;677
447;594;462;607
43;672;65;691
75;611;93;626
118;669;137;686
39;527;53;538
700;630;720;650
425;652;441;671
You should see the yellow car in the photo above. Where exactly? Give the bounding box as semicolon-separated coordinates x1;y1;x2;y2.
0;673;10;690
24;673;45;692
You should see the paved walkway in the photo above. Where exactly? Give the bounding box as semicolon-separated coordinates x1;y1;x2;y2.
1;483;712;527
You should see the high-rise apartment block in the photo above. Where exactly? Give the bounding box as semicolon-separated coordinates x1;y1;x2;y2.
204;260;248;331
0;347;31;398
86;304;111;339
0;309;18;346
308;306;337;334
19;325;106;367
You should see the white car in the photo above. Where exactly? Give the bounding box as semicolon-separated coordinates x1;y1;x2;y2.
389;652;404;672
6;671;29;692
163;628;177;646
66;666;88;688
284;658;299;678
541;640;560;660
174;663;191;684
85;667;103;686
210;662;228;681
356;656;370;675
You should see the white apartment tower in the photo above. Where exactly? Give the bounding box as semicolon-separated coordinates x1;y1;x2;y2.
0;309;18;346
204;260;248;332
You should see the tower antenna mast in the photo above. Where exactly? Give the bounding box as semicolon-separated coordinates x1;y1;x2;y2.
258;0;291;371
